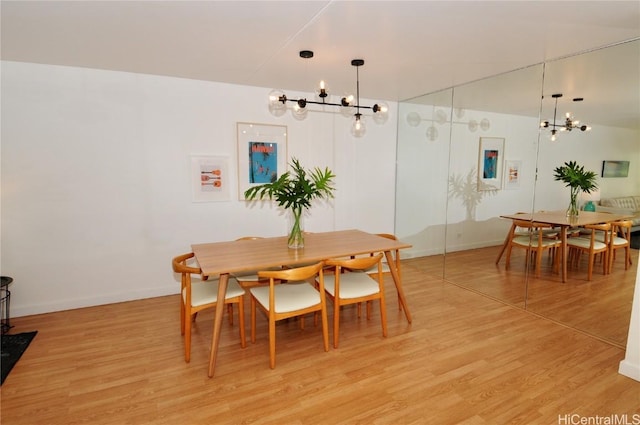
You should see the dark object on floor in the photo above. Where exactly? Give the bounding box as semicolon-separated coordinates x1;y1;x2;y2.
1;276;13;334
1;331;37;385
631;231;640;250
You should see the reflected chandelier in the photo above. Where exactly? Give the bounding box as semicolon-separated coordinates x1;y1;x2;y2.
268;50;389;138
540;93;592;141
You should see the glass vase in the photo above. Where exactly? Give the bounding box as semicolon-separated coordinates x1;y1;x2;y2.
566;186;580;218
287;207;304;249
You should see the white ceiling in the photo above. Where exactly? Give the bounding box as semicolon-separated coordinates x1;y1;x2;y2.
2;1;639;127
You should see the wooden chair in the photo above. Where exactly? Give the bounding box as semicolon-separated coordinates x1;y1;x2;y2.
606;220;633;271
567;223;612;280
230;237;277;288
504;220;562;277
366;234;403;311
172;252;246;363
250;262;329;369
323;253;387;349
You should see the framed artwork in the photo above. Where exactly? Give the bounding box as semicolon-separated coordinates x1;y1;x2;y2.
503;160;521;190
237;122;288;200
601;160;630;178
191;155;231;202
477;137;504;190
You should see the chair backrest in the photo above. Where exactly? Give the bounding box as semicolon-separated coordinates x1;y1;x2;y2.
611;220;632;241
258;261;325;282
582;223;612;247
172;252;201;275
326;253;385;272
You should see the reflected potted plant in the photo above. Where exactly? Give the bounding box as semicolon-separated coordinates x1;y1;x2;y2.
553;161;598;218
244;157;335;249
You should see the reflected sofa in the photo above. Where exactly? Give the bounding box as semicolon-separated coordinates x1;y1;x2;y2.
595;195;640;232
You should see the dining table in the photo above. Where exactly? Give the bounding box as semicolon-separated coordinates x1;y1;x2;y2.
192;229;412;377
497;210;631;282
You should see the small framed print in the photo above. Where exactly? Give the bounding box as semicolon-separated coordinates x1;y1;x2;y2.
478;137;504;190
237;122;288;200
504;160;521;190
191;155;231;202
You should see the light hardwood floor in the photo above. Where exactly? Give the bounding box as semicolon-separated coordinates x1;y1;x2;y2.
1;248;639;424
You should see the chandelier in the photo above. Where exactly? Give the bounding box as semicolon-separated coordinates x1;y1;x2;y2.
268;50;389;137
540;93;592;141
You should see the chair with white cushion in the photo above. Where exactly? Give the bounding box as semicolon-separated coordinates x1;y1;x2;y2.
250;261;329;369
567;223;612;280
504;220;561;277
230;237;279;288
172;252;246;363
605;220;633;272
323;253;387;349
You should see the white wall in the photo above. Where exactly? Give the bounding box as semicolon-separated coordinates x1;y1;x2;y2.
0;61;398;316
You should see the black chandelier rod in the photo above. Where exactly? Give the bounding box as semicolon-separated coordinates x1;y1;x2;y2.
275;95;377;110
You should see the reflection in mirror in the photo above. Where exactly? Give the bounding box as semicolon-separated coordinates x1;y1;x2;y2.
443;64;544;308
396;39;638;349
395;89;452;279
528;40;640;347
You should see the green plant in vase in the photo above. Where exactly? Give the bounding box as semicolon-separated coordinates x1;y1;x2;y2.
553;161;598;218
244;157;336;249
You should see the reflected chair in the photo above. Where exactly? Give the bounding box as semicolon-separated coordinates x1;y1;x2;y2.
606;220;633;271
250;262;329;369
567;223;612;280
172;252;246;363
323;253;387;349
504;220;562;277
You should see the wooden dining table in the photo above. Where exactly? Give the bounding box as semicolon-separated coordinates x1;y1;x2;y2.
497;210;631;282
192;229;412;377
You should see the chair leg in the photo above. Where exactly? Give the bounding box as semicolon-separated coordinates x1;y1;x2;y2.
238;299;246;349
227;304;234;326
333;299;341;349
587;252;595;281
379;294;388;338
268;315;276;369
180;299;185;336
184;309;192;363
250;298;257;344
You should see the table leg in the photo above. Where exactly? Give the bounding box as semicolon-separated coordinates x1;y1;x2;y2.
208;273;229;378
384;250;412;323
560;227;568;283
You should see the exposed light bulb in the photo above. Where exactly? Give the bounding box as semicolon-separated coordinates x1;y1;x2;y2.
351;115;366;137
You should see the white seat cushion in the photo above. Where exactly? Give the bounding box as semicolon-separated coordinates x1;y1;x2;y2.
567;237;607;250
512;235;560;248
183;277;245;308
594;234;627;247
250;282;320;314
324;272;381;299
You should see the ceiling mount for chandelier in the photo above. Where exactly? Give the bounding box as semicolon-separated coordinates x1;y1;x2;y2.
268;50;389;138
540;93;592;141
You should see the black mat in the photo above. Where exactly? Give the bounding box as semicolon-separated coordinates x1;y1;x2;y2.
632;232;640;250
1;331;37;385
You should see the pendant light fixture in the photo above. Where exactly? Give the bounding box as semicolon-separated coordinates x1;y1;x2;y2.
541;93;592;141
268;50;389;138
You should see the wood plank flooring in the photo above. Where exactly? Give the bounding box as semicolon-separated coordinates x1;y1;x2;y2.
1;250;639;424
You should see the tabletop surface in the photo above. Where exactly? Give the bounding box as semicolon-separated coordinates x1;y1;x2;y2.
500;210;631;227
192;229;411;277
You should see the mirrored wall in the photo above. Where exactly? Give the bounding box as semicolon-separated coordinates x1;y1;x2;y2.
396;39;640;347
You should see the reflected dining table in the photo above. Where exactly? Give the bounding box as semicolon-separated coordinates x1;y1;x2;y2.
497;210;631;283
192;229;412;377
